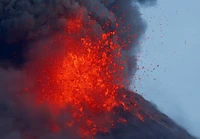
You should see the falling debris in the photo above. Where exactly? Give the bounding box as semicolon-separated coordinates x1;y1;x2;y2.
0;0;196;139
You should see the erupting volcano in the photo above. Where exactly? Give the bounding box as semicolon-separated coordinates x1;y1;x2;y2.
0;0;196;139
25;12;146;137
30;15;127;137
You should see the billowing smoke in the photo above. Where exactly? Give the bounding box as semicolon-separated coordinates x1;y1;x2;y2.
0;0;156;138
0;0;151;75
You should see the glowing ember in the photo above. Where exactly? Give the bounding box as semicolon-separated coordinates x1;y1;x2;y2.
25;13;142;137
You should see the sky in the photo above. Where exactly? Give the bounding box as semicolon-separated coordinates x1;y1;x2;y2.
132;0;200;138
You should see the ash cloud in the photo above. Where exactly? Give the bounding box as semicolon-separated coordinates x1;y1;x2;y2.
0;0;156;138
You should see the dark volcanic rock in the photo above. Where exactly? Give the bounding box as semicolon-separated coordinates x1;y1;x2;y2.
96;88;196;139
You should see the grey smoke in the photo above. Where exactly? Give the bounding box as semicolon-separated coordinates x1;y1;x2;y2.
0;0;156;138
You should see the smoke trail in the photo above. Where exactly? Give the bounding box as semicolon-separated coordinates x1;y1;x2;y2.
0;0;156;138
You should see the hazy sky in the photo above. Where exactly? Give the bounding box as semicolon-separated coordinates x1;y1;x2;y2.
133;0;200;138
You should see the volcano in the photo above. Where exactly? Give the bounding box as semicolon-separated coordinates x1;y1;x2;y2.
0;88;196;139
95;88;196;139
0;0;197;139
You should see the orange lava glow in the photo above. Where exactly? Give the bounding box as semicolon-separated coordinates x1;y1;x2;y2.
26;13;144;138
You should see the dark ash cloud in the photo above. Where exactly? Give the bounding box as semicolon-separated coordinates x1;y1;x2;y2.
0;0;157;138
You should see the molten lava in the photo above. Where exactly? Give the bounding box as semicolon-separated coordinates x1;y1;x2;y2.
26;13;139;137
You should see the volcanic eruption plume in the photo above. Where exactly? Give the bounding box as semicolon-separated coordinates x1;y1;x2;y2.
0;0;157;138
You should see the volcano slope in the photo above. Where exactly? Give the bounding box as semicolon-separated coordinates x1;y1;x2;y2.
0;0;197;139
95;88;196;139
0;88;196;139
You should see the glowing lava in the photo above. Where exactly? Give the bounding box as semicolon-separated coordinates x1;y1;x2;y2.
26;13;129;137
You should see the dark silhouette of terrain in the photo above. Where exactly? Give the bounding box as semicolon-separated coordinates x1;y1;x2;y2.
96;88;196;139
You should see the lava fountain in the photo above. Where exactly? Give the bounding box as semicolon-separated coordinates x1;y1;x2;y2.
0;0;153;138
1;1;195;139
25;12;133;137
